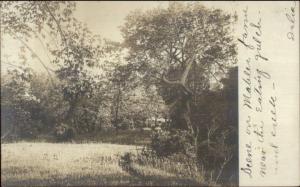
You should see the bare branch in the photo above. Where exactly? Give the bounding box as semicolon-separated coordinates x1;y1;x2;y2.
162;75;181;85
209;71;220;82
2;62;24;70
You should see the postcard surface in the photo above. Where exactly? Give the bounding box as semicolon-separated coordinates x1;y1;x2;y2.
1;1;299;186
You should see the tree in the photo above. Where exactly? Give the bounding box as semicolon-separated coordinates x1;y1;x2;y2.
1;66;39;140
109;64;132;131
102;41;168;131
29;73;68;132
1;1;76;83
121;2;237;130
1;2;109;138
121;2;238;184
50;19;106;134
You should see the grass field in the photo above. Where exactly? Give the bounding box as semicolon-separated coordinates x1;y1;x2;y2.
1;142;203;186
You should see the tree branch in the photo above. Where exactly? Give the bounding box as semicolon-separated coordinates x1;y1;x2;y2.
2;62;24;70
162;74;181;85
42;2;73;67
42;2;67;46
33;31;54;69
8;29;55;86
180;55;195;85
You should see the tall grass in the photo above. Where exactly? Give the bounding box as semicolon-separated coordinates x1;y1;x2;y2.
1;142;138;186
119;151;213;186
1;142;209;186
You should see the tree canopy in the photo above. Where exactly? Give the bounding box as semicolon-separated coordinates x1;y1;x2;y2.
121;2;237;88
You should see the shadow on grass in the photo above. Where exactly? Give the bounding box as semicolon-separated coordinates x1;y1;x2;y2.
2;173;201;187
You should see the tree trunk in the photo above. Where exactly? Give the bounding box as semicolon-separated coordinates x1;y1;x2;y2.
162;57;195;130
65;101;77;124
194;126;200;165
162;54;200;158
114;84;122;133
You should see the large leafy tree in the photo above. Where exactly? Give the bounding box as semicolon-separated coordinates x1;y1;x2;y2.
121;2;238;183
1;2;108;136
51;19;104;127
121;2;237;131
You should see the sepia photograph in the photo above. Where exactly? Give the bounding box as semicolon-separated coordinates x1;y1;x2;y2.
0;1;254;186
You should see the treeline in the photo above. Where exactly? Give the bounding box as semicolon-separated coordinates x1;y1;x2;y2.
1;68;165;142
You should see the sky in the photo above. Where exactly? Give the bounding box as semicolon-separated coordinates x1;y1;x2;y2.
73;1;239;41
74;1;169;41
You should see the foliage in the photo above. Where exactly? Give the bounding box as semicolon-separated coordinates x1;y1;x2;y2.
1;1;170;141
121;3;238;185
150;129;194;157
51;19;105;130
121;2;237;89
1;1;76;40
1;67;39;140
54;123;75;142
148;68;238;184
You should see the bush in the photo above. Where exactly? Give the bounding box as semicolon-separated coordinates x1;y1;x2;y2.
150;129;194;157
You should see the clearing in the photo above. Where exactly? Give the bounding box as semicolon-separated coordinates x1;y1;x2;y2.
1;142;200;186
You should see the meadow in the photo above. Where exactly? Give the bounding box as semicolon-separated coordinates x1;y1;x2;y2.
1;142;203;186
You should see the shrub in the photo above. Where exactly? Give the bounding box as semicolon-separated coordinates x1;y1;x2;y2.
149;129;194;157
